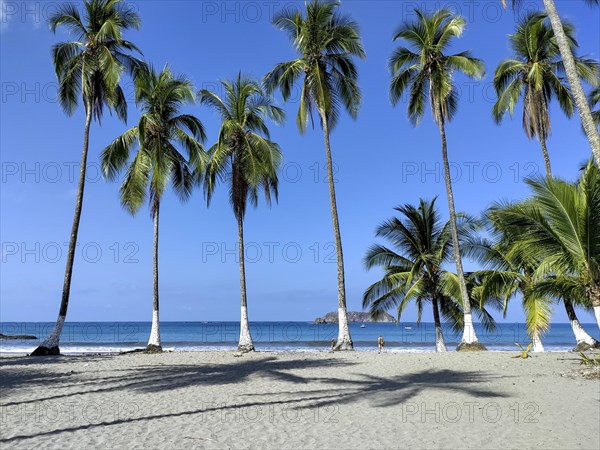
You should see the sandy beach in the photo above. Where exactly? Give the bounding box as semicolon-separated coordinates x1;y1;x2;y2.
1;351;598;449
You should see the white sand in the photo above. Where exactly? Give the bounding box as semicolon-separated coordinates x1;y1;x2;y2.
1;351;598;449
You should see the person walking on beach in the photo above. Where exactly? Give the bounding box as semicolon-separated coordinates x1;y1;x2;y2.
378;336;384;353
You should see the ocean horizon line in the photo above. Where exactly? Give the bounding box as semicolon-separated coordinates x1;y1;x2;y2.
1;320;595;325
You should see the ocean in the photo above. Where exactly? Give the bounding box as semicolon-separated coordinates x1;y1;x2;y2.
2;321;599;354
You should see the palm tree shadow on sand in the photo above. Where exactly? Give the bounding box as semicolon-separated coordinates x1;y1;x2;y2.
0;355;509;445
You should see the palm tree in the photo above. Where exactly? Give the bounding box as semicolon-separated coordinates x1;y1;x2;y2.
264;0;365;350
503;0;600;167
363;199;499;352
388;8;486;351
32;0;143;356
492;12;597;349
101;65;206;352
493;12;598;177
199;74;284;353
463;218;554;352
488;160;600;349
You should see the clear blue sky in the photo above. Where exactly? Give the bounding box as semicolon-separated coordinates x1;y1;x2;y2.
1;1;599;324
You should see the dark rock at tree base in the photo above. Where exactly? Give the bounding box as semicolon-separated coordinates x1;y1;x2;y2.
144;344;163;354
333;339;354;351
237;344;255;353
0;333;37;340
456;342;488;352
314;311;395;324
30;346;60;356
573;341;600;352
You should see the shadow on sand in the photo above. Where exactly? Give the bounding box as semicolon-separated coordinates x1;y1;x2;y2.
0;353;509;444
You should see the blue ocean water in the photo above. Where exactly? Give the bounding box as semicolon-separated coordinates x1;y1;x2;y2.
1;321;599;354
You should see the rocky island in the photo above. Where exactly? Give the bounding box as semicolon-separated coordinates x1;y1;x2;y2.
0;333;38;340
314;311;395;324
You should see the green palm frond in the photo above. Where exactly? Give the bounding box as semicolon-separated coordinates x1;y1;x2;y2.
589;84;600;125
489;161;600;326
389;8;484;126
492;12;598;145
49;0;144;122
363;198;497;336
265;0;365;131
101;65;206;215
199;74;284;222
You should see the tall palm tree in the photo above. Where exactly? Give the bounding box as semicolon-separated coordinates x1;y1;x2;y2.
463;218;554;352
264;0;365;350
489;160;600;348
493;12;598;177
101;65;206;352
504;0;600;167
388;8;486;351
199;74;284;353
363;199;499;352
493;12;597;349
32;0;143;356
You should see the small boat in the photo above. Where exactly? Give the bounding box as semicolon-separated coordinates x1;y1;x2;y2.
360;324;366;328
404;326;413;330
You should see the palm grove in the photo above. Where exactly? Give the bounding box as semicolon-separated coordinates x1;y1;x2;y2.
31;0;600;356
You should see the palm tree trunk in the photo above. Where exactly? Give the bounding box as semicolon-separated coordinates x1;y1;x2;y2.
31;102;93;356
432;296;447;352
437;119;484;351
237;215;255;352
564;299;599;351
535;139;550;352
588;284;600;331
146;200;162;352
540;138;552;177
318;108;352;351
532;330;545;352
542;0;600;167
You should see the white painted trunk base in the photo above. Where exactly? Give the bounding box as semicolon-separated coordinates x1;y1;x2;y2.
337;308;352;345
147;309;161;347
435;326;447;352
460;313;479;344
594;306;600;332
40;315;66;348
571;319;597;345
532;331;544;352
239;305;254;350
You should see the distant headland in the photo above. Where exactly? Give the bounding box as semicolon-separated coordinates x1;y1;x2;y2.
0;333;37;340
314;311;395;324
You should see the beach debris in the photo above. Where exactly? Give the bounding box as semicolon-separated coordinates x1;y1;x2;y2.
563;365;600;380
119;348;146;355
513;343;533;359
579;352;600;366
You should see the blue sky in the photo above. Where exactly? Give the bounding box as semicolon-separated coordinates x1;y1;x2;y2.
1;0;599;324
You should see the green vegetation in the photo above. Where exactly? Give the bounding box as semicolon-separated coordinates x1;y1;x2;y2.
513;343;534;359
35;0;600;355
264;0;366;350
101;65;206;352
199;74;284;353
